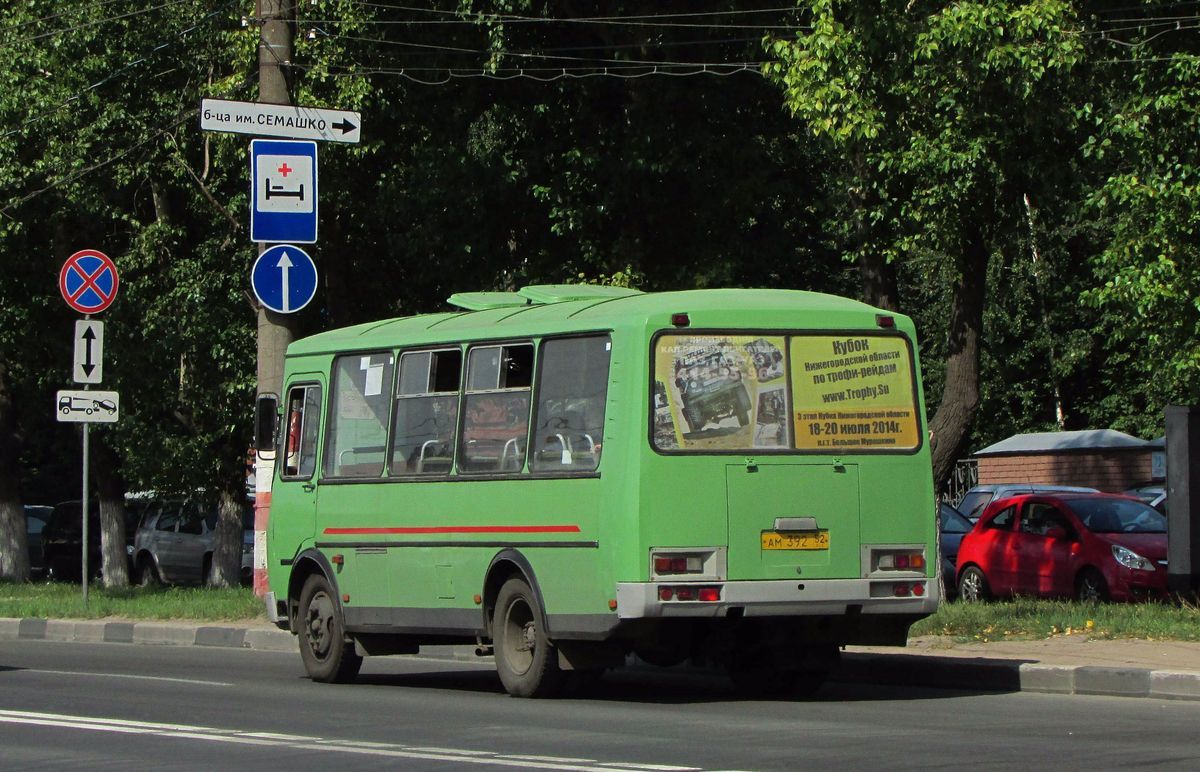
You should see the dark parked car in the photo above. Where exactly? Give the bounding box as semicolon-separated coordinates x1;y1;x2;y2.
132;498;254;586
41;500;137;581
1124;485;1166;513
939;502;973;598
24;505;52;574
956;493;1168;603
957;483;1099;523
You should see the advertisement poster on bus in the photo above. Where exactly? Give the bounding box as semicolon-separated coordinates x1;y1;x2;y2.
653;333;920;453
789;335;919;451
653;335;790;451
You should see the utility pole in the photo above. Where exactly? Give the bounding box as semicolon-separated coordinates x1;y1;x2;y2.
253;0;299;596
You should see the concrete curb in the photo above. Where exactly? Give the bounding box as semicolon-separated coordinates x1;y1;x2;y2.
835;652;1200;701
4;617;1199;701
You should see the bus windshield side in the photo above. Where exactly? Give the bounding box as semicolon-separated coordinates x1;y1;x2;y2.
652;332;921;453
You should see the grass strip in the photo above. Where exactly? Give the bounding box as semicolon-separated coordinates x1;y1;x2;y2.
0;581;264;622
911;597;1200;642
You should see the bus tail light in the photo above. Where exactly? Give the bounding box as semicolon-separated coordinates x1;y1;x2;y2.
890;582;926;598
872;549;926;573
658;585;722;602
654;554;704;574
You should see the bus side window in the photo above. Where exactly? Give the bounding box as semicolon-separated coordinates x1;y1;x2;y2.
282;384;322;479
460;343;533;473
325;353;395;478
531;336;611;472
390;348;462;475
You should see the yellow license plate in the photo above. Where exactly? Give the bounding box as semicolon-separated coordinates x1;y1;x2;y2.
761;531;830;550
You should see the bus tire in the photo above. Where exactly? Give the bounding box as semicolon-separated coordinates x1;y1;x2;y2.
494;576;562;698
298;573;362;684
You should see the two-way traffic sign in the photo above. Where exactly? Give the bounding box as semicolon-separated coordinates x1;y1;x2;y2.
201;98;361;144
73;320;104;384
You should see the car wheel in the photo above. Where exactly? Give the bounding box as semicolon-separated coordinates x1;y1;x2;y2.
957;565;991;602
298;573;362;683
1076;568;1109;603
493;576;562;698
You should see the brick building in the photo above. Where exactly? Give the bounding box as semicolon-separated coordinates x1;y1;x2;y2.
973;429;1164;493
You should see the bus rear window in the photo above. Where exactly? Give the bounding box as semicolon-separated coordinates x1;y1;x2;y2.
652;333;919;453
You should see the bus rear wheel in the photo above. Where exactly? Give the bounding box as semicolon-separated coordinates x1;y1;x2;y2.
298;573;362;683
494;576;562;698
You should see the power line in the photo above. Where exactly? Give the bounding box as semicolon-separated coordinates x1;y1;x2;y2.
0;0;139;35
328;1;809;30
299;60;764;85
316;29;765;69
2;0;195;49
2;0;242;140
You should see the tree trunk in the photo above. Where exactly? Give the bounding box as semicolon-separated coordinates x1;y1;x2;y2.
0;353;30;581
928;228;988;491
856;251;901;313
208;487;244;588
91;436;130;588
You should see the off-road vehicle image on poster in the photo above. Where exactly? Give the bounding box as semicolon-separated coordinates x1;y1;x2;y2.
672;347;752;431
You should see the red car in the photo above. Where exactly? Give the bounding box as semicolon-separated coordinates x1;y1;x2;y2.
956;493;1168;603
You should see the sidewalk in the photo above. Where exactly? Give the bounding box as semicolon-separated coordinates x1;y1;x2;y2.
4;617;1200;701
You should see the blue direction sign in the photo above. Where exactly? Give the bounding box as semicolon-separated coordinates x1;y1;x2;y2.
252;245;318;314
250;139;318;244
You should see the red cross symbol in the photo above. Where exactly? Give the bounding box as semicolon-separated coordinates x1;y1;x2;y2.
277;162;293;177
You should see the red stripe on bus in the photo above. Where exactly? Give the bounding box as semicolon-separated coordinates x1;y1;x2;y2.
322;525;582;535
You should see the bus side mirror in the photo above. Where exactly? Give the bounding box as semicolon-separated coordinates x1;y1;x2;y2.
254;393;279;460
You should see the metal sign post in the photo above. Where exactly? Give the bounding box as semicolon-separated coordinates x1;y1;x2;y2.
57;250;120;607
81;407;89;605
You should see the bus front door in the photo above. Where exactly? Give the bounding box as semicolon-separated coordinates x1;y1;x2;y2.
271;378;326;566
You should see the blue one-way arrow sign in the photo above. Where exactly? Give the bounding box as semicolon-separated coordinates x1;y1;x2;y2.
252;244;318;314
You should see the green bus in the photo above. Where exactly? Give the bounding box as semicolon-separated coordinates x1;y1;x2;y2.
258;286;938;697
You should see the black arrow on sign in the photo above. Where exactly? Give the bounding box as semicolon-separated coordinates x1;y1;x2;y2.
332;118;357;135
81;326;96;377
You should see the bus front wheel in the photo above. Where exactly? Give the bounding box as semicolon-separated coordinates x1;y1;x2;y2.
298;573;362;684
494;576;562;698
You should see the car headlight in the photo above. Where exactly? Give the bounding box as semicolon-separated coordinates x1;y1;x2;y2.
1112;544;1154;571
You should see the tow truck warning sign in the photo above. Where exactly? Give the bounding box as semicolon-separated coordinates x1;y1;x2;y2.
790;335;920;451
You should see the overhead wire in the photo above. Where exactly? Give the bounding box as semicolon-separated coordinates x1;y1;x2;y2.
0;0;253;215
2;0;244;140
2;0;195;49
0;0;141;35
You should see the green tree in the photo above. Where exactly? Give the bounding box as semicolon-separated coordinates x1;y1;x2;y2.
765;0;1084;486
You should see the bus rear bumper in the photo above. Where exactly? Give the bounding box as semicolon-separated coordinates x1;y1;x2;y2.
615;578;939;619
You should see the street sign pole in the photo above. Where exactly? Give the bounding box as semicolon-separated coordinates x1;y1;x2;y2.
81;394;89;606
58;252;119;606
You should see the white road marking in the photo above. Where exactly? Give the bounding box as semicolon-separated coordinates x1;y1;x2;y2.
0;710;702;771
22;669;232;687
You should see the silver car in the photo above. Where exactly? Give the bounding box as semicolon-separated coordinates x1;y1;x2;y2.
132;499;253;586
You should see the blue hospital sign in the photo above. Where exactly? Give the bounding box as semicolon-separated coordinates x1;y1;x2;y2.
250;139;318;244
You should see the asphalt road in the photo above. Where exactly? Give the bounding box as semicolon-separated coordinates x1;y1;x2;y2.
1;640;1198;771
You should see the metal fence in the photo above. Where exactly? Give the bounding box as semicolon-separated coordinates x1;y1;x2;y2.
941;458;977;507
